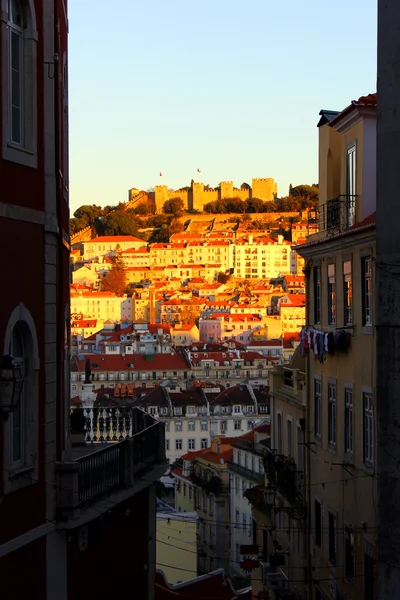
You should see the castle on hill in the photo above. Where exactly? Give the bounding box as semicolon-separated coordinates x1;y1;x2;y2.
128;177;278;213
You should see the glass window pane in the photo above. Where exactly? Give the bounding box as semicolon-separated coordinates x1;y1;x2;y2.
12;403;22;462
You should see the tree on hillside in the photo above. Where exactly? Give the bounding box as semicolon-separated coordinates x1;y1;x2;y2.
178;305;201;325
245;198;265;213
241;182;251;190
100;211;143;237
101;245;127;296
169;218;184;235
164;197;185;216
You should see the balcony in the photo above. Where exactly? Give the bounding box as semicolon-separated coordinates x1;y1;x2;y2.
228;461;264;485
56;407;166;521
264;448;299;503
308;195;357;236
190;470;223;495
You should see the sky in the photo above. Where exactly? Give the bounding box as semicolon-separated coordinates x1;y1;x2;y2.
68;0;377;214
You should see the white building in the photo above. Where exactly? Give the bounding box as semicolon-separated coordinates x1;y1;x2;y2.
228;425;270;577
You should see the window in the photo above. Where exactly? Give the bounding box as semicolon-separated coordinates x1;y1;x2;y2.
329;511;337;566
346;146;356;227
314;266;321;324
201;438;208;449
287;419;293;457
149;406;157;416
235;477;239;495
235;509;240;526
343;260;353;325
344;388;354;454
315;500;322;547
243;512;247;532
363;393;373;465
175;421;182;432
233;405;241;413
237;451;242;465
297;424;304;471
234;420;241;430
362;257;372;326
183;483;186;497
277;413;283;453
187;406;196;415
3;0;37;166
165;439;169;451
328;263;336;325
314;379;322;439
200;421;208;431
242;479;246;495
328;384;337;446
188;439;195;450
247;420;254;430
175;439;183;451
221;421;227;433
3;307;39;494
344;526;355;580
188;421;195;431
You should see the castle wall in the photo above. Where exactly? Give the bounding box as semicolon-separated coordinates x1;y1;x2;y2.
155;185;169;213
167;189;189;205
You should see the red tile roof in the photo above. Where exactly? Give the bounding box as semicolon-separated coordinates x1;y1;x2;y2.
71;319;97;328
329;93;377;128
85;235;146;243
73;353;189;372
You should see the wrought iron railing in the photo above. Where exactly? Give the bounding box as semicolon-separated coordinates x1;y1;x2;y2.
77;441;127;507
190;469;223;495
228;461;264;484
308;195;357;236
264;448;298;503
58;407;166;513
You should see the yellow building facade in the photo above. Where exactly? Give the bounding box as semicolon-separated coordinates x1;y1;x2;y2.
296;96;377;600
156;508;197;583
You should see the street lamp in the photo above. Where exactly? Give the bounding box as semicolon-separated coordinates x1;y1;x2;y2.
0;355;25;421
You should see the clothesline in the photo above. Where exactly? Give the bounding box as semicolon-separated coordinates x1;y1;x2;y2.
300;326;351;363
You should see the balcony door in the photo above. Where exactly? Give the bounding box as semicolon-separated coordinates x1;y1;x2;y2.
346;146;356;227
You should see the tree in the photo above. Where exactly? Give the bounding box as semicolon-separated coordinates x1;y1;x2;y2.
241;182;251;190
169;218;184;235
164;197;185;215
179;305;201;325
217;272;230;284
245;198;264;213
101;245;127;296
100;211;142;237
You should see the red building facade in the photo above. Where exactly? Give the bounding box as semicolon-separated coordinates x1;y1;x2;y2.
0;0;70;596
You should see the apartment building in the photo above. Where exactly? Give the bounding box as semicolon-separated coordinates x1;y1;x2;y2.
71;289;133;321
131;383;269;464
295;94;378;600
82;235;146;261
228;426;270;578
234;234;293;279
200;314;263;344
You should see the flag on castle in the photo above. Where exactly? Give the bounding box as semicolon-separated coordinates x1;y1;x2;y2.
197;168;201;173
159;172;163;177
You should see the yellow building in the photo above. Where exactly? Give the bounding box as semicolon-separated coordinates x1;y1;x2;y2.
172;439;232;576
295;94;377;600
70;289;132;322
156;501;197;583
82;235;146;261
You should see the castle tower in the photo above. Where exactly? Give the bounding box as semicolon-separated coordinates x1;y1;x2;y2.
220;181;234;199
191;182;204;211
154;185;169;213
251;178;278;201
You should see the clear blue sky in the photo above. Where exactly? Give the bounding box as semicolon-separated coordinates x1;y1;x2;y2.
68;0;377;213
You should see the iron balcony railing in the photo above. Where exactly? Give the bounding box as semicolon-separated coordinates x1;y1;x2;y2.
228;461;264;485
57;407;166;516
308;195;357;236
264;448;299;503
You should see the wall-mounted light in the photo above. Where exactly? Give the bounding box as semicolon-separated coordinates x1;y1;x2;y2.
0;355;25;420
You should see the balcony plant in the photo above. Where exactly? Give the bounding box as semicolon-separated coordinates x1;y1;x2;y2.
70;408;87;446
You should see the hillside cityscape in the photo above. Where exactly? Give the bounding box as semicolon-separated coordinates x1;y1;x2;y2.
2;1;397;600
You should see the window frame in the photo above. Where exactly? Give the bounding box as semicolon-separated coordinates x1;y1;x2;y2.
343;259;353;326
1;0;38;167
328;510;337;566
315;499;322;548
314;377;322;440
362;256;373;327
363;391;374;467
327;263;336;326
344;386;354;456
313;266;321;324
328;382;337;448
3;305;39;494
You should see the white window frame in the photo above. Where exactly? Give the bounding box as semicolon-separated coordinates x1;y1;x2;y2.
188;438;195;450
3;303;39;494
328;382;337;447
188;420;195;432
344;386;354;455
1;0;38;167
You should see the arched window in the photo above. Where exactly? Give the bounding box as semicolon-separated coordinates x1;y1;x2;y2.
3;304;39;494
1;0;38;166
